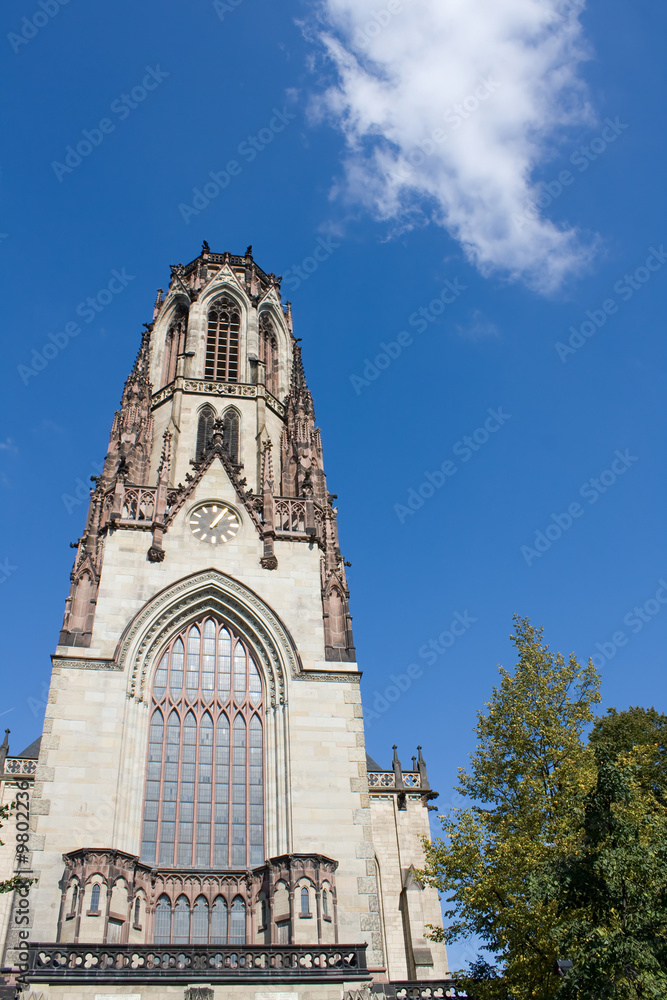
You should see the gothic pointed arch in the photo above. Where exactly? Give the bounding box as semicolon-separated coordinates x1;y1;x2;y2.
160;306;188;388
140;613;265;870
258;311;280;397
195;404;216;461
116;569;302;704
221;407;240;464
114;570;300;884
205;294;241;382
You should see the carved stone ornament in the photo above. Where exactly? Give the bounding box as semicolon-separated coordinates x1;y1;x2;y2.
185;989;214;1000
118;570;302;704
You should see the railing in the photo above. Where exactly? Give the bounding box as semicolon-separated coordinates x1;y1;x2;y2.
372;981;465;999
121;487;156;522
275;497;308;533
273;497;324;539
2;758;37;776
367;772;422;789
28;943;368;984
102;487;182;525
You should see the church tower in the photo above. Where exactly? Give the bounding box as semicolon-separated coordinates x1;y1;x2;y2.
11;245;449;998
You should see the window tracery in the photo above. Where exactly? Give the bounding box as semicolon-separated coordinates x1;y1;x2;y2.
222;408;240;464
259;313;279;397
196;406;216;461
206;297;240;382
161;312;188;388
141;616;264;870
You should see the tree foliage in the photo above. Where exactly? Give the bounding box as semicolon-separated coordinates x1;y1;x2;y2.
421;623;667;999
549;712;667;998
419;616;600;999
0;802;30;894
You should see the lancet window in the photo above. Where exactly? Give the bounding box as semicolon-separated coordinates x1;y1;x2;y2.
259;314;279;397
222;408;240;464
206;297;240;382
195;405;216;462
161;313;188;388
141;617;264;871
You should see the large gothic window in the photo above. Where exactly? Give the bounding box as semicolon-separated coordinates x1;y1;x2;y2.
259;313;279;397
206;297;240;382
141;617;264;870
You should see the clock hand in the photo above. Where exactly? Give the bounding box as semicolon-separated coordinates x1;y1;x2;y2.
209;510;226;529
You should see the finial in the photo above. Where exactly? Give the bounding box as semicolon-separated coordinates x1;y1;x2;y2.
1;729;9;749
202;240;210;254
245;245;253;258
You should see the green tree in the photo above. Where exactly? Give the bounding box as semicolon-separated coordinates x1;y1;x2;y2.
548;714;667;998
419;616;600;1000
590;706;667;802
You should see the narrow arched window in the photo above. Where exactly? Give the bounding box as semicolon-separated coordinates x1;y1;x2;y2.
90;883;101;914
161;313;188;387
221;408;240;465
154;895;171;945
259;314;279;397
206;297;240;382
322;889;329;918
211;896;228;945
141;617;264;873
192;896;209;944
300;886;310;916
229;897;246;946
70;882;78;916
134;897;141;926
173;896;190;945
196;405;216;462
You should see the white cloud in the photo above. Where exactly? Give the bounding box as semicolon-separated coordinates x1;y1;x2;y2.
312;0;597;292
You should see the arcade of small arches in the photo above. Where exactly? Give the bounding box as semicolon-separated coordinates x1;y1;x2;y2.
58;850;339;947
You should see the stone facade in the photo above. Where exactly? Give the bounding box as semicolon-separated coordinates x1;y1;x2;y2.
3;245;449;997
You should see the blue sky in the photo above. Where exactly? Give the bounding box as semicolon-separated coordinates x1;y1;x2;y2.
1;0;665;968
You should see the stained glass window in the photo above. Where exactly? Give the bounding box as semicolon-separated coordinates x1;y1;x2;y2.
141;617;264;870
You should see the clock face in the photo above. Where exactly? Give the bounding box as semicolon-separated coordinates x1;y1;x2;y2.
188;502;240;545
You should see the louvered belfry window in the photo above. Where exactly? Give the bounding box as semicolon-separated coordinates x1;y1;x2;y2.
141;617;264;869
259;313;279;397
206;297;240;382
